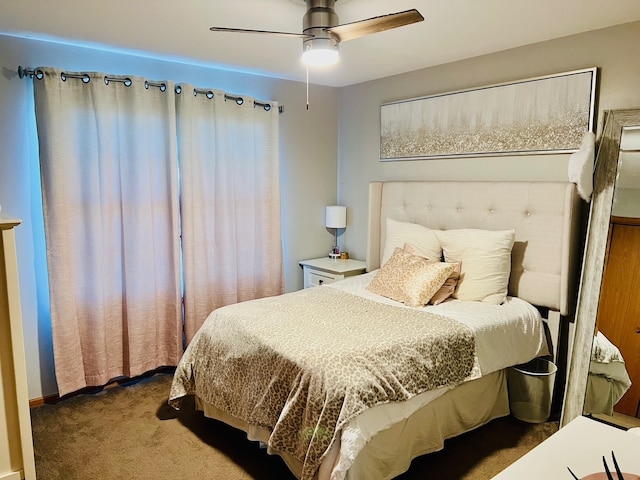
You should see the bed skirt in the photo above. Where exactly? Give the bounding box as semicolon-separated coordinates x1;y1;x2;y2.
194;369;509;480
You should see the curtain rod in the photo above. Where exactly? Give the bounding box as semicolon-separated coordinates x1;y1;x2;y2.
18;66;42;79
18;65;285;114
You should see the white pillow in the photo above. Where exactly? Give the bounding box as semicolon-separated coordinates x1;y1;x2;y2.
381;218;441;267
436;229;515;305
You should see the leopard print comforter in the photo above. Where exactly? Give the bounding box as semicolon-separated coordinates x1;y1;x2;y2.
169;287;479;480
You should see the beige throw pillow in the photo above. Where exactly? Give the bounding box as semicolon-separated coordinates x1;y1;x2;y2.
404;242;461;305
381;218;441;267
436;229;515;305
367;247;456;307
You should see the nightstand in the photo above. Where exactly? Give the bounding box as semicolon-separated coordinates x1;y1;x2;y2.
299;257;367;288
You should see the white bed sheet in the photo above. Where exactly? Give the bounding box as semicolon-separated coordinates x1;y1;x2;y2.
584;331;632;415
323;272;548;480
329;272;549;375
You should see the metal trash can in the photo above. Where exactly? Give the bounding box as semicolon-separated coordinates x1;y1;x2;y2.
508;358;557;423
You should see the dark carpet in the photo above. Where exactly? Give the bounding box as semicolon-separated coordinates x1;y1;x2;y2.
30;372;558;479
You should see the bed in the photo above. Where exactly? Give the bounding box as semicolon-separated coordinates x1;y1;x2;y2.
169;180;582;480
584;331;632;416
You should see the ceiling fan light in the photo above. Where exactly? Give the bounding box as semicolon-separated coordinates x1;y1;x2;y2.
302;38;339;67
302;48;340;67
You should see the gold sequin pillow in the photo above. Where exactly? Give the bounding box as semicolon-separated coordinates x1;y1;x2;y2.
367;247;457;307
404;243;462;305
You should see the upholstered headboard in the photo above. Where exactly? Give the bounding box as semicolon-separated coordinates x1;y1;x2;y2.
366;181;582;316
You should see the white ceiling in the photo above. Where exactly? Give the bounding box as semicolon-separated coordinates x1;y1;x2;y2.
2;0;640;88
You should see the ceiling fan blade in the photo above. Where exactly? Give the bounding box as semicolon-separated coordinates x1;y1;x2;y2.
209;26;311;39
327;9;424;42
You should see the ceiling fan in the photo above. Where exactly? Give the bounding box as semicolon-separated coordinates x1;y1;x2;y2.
209;0;424;67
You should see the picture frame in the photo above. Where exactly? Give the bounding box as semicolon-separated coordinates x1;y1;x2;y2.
380;67;598;161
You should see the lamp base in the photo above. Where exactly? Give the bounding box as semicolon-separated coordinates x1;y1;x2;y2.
328;252;340;259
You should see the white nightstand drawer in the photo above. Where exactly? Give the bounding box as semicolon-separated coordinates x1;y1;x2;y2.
307;270;341;287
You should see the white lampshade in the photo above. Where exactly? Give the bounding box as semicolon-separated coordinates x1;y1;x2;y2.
325;205;347;229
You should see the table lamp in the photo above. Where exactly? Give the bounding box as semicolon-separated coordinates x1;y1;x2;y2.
325;205;346;258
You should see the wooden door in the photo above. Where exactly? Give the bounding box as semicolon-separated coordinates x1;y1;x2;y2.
596;219;640;417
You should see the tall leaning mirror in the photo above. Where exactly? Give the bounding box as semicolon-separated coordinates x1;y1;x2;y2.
562;108;640;428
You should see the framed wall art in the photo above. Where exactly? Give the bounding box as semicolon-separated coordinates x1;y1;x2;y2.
380;67;598;161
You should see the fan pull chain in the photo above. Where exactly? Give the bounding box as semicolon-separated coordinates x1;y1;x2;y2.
306;51;310;110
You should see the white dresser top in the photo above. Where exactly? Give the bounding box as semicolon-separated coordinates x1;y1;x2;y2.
492;416;640;479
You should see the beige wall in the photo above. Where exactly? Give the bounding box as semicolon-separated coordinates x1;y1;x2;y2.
613;188;640;217
338;21;640;262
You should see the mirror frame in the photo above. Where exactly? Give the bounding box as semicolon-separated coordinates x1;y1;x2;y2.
561;108;640;427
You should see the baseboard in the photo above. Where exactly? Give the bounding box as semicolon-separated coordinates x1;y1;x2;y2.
29;393;59;408
0;470;22;480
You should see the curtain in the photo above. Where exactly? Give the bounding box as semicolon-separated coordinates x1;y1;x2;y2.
177;86;283;343
33;68;183;396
